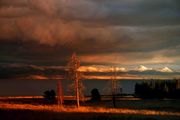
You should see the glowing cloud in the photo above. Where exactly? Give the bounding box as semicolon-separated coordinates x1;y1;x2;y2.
158;67;173;73
78;65;127;72
136;65;152;72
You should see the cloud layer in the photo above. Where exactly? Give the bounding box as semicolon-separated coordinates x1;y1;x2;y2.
0;0;180;74
0;63;179;80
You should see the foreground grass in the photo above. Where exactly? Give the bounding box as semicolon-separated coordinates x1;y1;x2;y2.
0;97;180;120
0;102;180;120
1;97;180;112
0;102;180;116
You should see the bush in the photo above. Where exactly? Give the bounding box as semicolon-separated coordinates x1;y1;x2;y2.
90;88;101;102
43;89;56;104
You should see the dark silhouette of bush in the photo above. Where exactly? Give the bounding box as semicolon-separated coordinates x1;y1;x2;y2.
135;80;180;99
90;88;101;102
43;89;56;104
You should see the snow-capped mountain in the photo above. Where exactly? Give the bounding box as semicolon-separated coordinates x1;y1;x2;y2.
158;67;173;73
136;65;152;72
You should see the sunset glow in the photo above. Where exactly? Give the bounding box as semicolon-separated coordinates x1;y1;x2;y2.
0;1;180;120
0;0;180;79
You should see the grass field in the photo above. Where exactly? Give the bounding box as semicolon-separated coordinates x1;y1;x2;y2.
0;97;180;120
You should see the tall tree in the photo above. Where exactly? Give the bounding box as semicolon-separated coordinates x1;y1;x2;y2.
66;53;84;107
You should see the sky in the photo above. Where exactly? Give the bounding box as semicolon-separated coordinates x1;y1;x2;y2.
0;0;180;79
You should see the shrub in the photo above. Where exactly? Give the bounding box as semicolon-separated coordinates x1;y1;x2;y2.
43;89;56;104
90;88;101;102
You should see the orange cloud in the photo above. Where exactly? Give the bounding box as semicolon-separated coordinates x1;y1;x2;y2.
78;65;127;72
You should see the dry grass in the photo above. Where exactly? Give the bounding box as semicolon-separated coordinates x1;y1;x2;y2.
0;102;180;117
1;97;180;120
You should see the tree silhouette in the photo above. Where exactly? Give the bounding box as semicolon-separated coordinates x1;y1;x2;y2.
90;88;101;102
135;80;180;99
43;89;56;104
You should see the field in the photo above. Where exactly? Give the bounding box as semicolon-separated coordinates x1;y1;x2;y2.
0;96;180;120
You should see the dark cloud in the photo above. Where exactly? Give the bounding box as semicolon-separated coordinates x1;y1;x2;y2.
0;0;180;73
0;63;65;79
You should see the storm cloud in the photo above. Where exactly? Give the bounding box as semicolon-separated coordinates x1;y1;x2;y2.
0;0;180;77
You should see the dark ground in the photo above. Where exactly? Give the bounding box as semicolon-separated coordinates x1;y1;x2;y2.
0;109;180;120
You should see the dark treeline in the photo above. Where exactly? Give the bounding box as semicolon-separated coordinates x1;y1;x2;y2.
135;80;180;99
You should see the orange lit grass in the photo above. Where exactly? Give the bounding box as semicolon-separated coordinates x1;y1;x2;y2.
0;102;180;116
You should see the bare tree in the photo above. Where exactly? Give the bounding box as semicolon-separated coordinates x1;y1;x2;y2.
111;66;117;108
57;80;63;108
66;53;84;107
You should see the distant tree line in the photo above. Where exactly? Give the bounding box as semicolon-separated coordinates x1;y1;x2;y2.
135;80;180;99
